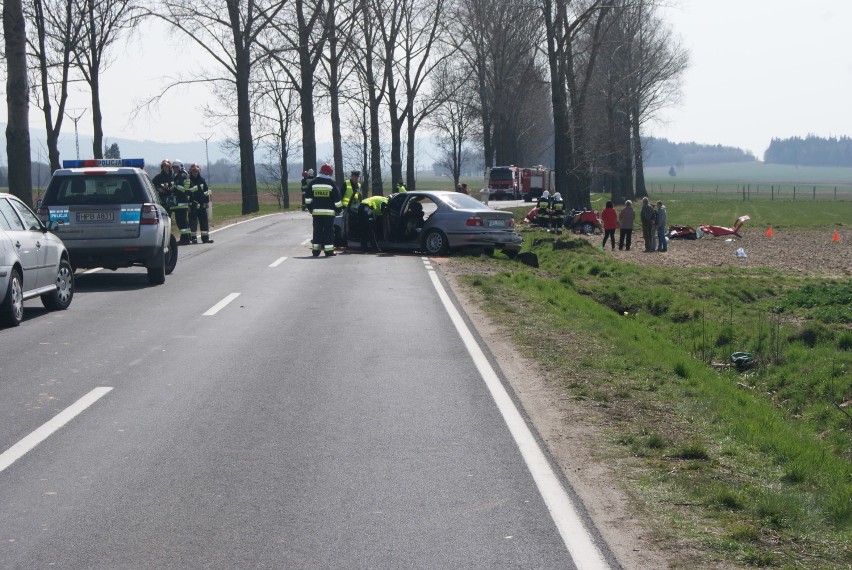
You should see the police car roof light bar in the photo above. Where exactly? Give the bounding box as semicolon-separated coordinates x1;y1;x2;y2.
62;158;145;168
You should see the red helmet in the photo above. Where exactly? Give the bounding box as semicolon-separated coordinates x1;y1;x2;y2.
189;163;201;172
319;163;333;176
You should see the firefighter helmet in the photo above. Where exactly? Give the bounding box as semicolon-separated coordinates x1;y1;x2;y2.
172;159;183;169
189;163;201;172
319;163;333;176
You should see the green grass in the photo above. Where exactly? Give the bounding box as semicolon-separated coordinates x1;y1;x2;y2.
452;208;852;568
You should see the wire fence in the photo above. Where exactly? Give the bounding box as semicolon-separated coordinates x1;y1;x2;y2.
646;182;852;201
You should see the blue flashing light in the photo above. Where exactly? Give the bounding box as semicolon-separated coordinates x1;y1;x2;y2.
62;158;145;168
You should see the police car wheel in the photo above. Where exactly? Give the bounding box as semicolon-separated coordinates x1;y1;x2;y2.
147;251;166;285
165;234;178;275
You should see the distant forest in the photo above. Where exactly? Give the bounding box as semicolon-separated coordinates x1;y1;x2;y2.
643;137;756;167
763;135;852;166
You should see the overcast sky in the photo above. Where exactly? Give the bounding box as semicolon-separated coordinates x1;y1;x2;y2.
6;0;852;161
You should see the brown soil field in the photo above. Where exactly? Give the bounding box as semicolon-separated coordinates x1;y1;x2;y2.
575;227;851;277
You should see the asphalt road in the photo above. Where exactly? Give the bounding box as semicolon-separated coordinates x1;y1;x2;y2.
0;212;614;569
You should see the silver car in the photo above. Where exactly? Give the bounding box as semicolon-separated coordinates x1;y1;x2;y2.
336;191;523;256
0;193;74;327
37;159;177;285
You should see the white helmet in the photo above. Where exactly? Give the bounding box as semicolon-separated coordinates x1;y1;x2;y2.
172;159;183;169
541;190;550;199
307;168;315;176
553;192;562;201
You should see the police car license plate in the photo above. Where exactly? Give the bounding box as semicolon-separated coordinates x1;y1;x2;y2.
77;211;114;222
486;219;507;227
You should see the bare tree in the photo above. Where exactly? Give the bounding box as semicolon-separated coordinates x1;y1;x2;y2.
427;60;476;188
4;0;33;204
399;0;449;190
75;0;141;159
541;0;609;208
623;0;688;198
26;0;82;170
146;0;287;214
254;61;300;208
351;0;388;195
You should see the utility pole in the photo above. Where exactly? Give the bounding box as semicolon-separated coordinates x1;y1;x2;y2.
199;133;213;182
66;109;86;160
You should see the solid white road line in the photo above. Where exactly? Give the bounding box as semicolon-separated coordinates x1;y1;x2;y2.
0;387;113;473
427;267;610;570
269;256;288;268
209;213;283;235
203;293;241;316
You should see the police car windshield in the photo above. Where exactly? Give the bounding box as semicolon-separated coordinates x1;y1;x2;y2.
44;174;143;205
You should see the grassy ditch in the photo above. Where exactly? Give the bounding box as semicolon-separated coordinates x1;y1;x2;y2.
454;224;851;568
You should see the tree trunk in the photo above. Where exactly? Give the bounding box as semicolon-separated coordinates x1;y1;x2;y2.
90;72;104;158
4;0;33;205
405;113;416;190
279;117;290;209
297;0;317;174
631;102;647;198
234;38;258;213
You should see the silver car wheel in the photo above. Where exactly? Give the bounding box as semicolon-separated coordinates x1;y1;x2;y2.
10;275;23;322
56;262;73;305
423;229;448;255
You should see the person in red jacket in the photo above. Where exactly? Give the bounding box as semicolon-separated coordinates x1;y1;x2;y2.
600;200;619;251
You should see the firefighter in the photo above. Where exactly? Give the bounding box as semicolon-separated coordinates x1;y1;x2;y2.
171;159;192;244
535;190;552;228
305;163;342;257
340;170;363;249
300;168;314;211
151;159;174;215
550;192;566;233
396;181;407;193
187;163;214;244
358;195;388;253
342;170;362;208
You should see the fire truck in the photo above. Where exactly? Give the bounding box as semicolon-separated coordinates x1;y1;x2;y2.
485;166;520;200
519;166;554;202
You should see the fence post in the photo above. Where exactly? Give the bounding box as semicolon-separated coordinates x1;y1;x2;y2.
813;186;816;200
793;186;796;200
771;185;774;200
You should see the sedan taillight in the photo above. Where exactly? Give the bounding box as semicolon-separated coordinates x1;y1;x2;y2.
466;216;484;227
140;204;160;225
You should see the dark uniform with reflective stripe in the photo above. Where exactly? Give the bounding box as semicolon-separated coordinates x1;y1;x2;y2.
188;174;213;243
305;175;342;257
172;169;191;244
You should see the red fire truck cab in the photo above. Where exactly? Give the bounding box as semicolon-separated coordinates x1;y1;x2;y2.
520;166;554;202
485;166;520;200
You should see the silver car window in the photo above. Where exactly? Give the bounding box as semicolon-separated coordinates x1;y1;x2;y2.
0;198;26;231
8;197;42;231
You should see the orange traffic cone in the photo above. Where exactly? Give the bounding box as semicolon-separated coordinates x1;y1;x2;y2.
833;229;840;242
765;226;774;237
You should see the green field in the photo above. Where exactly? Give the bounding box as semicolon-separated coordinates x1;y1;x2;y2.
451;198;851;568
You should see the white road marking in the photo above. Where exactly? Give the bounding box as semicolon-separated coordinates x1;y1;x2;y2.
203;293;241;316
0;387;113;473
427;268;610;570
300;237;312;246
269;256;288;267
209;213;283;235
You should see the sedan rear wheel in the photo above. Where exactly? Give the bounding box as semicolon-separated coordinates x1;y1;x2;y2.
422;228;449;255
41;259;74;310
0;269;24;327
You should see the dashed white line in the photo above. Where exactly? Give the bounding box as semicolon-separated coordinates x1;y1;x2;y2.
427;268;610;570
269;256;288;268
203;293;241;316
0;387;113;473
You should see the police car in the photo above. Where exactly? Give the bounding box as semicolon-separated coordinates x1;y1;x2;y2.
37;159;178;285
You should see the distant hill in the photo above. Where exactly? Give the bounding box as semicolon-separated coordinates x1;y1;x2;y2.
0;125;233;166
643;137;756;167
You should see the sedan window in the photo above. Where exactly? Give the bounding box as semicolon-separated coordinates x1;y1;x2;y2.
0;198;25;231
9;197;43;231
